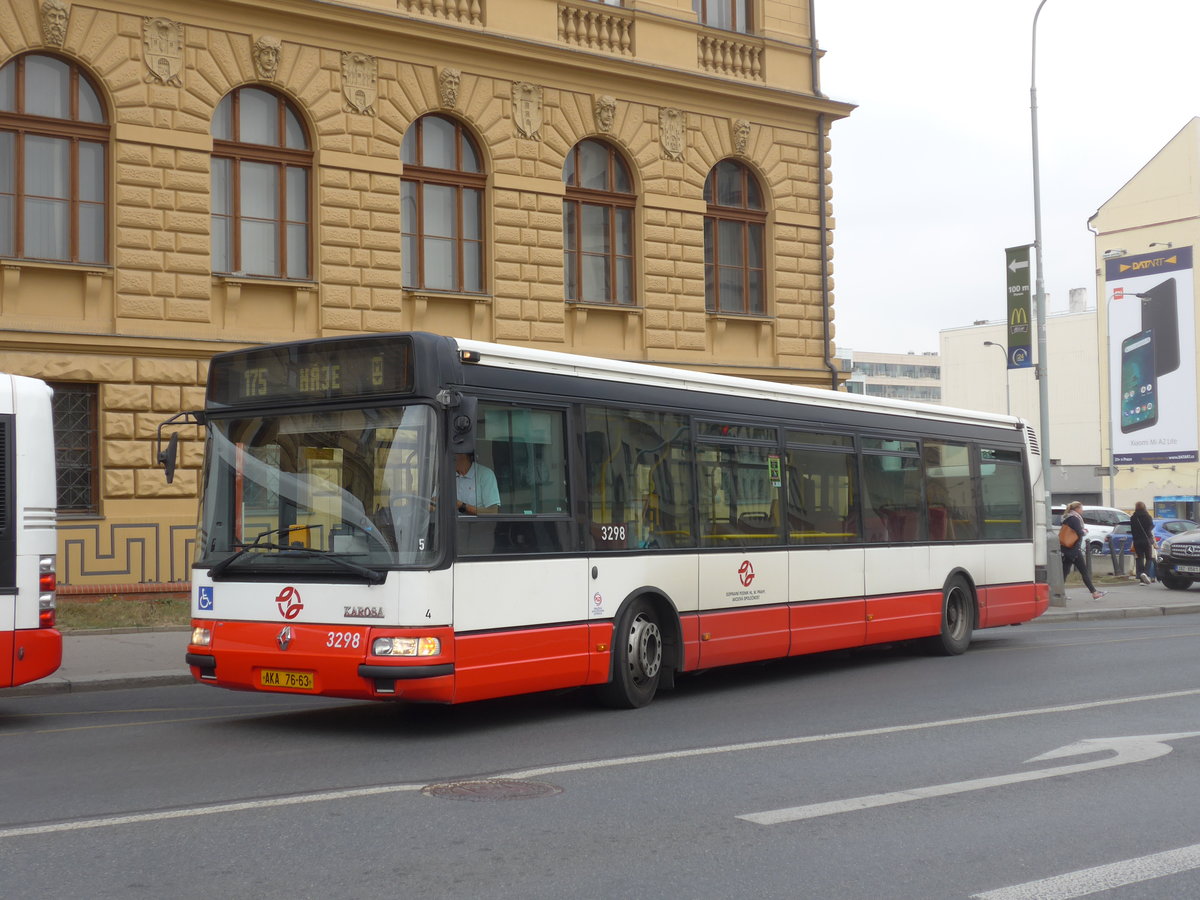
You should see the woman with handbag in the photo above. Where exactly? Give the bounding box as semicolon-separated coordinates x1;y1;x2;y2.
1130;500;1156;584
1060;500;1106;599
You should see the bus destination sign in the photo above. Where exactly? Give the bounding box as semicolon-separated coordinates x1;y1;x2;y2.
208;337;413;406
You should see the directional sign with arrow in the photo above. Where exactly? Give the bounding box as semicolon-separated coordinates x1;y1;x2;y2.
739;732;1200;825
1004;244;1033;369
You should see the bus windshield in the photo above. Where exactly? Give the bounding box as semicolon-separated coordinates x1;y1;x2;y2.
198;404;440;574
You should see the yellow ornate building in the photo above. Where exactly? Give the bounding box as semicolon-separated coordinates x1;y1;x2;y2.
0;0;852;591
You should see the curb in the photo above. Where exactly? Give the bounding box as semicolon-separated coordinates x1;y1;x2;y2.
5;671;194;698
1038;603;1200;622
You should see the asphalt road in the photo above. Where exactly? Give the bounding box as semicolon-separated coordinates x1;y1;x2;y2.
3;614;1200;899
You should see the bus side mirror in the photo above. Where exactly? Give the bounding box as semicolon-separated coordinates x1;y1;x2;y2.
156;410;204;484
159;432;179;484
451;396;477;455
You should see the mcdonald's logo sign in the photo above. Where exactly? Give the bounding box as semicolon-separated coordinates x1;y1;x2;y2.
1010;306;1029;326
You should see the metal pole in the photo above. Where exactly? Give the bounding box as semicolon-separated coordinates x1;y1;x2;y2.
982;341;1011;415
1031;0;1064;605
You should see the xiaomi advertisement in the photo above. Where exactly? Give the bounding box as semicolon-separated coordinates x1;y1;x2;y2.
1107;246;1197;465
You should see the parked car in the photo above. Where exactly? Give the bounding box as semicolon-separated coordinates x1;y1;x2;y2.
1053;505;1130;554
1106;518;1200;556
1157;527;1200;589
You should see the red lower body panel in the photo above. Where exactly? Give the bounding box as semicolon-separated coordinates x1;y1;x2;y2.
453;624;596;703
980;581;1049;626
696;606;790;668
6;628;62;688
187;582;1043;704
865;592;942;643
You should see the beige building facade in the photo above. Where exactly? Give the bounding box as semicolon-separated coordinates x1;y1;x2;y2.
0;0;851;590
1090;118;1200;516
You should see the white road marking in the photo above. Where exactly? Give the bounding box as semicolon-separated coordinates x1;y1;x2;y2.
739;733;1200;825
4;687;1200;840
0;783;426;839
972;842;1200;900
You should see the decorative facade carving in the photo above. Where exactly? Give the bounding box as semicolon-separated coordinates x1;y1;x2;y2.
659;107;685;161
253;35;281;81
438;67;461;109
512;81;543;140
40;0;69;47
143;17;184;86
341;51;378;115
731;118;751;155
594;94;616;134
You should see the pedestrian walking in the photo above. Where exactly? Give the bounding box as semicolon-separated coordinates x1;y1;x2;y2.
1130;500;1156;584
1060;500;1106;599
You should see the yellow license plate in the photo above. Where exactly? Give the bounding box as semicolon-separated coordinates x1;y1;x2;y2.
260;668;315;691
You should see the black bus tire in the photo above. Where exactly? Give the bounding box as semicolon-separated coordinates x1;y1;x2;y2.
596;598;663;709
925;576;973;656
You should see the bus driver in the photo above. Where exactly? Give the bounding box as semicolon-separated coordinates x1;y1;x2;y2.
455;452;500;515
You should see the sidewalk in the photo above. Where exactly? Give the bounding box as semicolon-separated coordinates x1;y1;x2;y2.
7;575;1200;698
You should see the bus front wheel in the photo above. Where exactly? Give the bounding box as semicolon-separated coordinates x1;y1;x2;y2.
926;577;973;656
596;598;663;709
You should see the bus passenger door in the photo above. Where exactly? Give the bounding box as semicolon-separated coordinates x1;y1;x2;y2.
450;400;591;703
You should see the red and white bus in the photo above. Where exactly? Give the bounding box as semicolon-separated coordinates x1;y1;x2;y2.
166;333;1048;708
1;374;60;689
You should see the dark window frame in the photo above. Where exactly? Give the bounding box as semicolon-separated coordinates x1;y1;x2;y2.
704;159;766;315
0;53;109;264
563;139;636;306
401;114;486;294
48;381;99;515
692;0;753;34
211;86;312;280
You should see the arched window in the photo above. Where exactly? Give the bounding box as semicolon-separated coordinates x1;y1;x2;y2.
563;139;634;305
401;115;485;293
0;54;108;264
211;87;311;279
704;159;765;314
693;0;751;33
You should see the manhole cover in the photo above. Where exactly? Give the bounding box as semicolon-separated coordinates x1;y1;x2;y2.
422;779;563;802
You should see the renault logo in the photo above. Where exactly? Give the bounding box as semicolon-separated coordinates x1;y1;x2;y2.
276;626;294;651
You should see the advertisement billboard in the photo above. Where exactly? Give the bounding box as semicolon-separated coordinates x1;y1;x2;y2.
1107;247;1197;465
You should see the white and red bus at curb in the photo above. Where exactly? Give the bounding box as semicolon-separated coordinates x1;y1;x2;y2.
162;333;1049;709
1;373;60;689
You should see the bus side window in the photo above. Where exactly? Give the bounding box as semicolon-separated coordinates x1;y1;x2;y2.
457;401;571;556
584;406;694;551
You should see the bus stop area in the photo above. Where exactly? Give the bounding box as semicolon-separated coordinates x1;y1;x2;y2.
6;574;1200;698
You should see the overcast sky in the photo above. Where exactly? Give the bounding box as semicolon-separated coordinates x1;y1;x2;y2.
815;0;1200;354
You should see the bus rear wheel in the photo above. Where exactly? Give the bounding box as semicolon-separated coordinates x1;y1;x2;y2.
596;599;663;709
925;577;973;656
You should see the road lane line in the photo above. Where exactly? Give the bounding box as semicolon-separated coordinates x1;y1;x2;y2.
0;782;427;839
5;687;1200;840
972;842;1200;899
500;687;1200;781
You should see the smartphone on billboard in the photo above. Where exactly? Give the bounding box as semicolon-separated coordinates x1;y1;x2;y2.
1120;330;1158;433
1140;277;1179;376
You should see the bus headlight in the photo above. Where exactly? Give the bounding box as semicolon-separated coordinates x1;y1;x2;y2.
191;627;213;647
371;636;441;657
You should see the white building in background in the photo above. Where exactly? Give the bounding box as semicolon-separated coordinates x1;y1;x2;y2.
835;349;941;402
939;291;1106;506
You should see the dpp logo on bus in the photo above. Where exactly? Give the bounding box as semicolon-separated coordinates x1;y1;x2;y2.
738;560;755;588
276;586;304;619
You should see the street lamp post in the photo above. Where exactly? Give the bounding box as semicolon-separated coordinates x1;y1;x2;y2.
982;341;1011;415
1031;0;1063;605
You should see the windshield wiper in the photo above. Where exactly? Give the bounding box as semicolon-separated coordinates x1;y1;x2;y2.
207;527;386;584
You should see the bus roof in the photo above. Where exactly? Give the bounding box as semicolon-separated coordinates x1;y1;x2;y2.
453;338;1027;434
